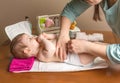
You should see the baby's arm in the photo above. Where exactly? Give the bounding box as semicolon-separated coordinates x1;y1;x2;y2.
37;36;61;62
37;49;61;62
37;33;57;44
38;35;56;58
39;33;57;40
36;33;62;62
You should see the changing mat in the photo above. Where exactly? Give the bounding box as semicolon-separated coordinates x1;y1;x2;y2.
9;57;108;73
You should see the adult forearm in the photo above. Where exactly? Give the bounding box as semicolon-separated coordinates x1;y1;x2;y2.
59;16;71;38
86;41;109;61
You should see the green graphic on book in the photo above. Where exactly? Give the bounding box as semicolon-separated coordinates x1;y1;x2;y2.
39;17;46;29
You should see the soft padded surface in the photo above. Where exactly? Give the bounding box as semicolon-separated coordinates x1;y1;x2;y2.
9;57;108;73
9;57;34;72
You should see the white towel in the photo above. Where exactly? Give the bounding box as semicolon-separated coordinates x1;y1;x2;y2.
5;21;32;40
76;32;104;41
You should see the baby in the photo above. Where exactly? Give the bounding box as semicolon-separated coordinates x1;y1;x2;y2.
10;33;96;66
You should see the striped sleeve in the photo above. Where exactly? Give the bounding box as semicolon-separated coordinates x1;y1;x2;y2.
106;44;120;64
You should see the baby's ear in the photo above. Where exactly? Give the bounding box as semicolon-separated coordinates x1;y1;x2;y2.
23;47;31;55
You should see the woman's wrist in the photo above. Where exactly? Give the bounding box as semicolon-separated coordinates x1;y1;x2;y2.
82;40;93;53
59;30;70;39
59;16;71;38
86;41;108;59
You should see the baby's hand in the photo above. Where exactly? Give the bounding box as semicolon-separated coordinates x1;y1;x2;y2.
41;33;57;40
37;34;46;43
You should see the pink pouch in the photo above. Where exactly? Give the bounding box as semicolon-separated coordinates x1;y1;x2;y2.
45;18;54;28
9;57;35;72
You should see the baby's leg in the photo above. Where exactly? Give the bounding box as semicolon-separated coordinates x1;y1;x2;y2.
78;53;96;65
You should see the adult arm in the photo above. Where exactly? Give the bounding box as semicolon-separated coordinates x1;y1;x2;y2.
68;39;108;60
68;39;120;64
61;0;91;22
56;0;91;60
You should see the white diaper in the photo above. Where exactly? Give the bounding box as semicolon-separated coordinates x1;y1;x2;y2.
64;53;94;67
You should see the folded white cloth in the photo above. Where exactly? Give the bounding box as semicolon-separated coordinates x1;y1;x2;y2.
5;21;32;40
76;32;104;42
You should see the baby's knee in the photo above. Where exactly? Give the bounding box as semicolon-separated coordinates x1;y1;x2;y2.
79;54;95;65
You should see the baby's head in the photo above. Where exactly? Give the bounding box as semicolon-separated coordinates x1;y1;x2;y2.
10;33;39;58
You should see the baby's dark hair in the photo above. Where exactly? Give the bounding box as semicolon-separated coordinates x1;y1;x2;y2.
10;33;28;58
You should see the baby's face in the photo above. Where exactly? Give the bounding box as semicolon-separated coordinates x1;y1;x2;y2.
21;34;39;52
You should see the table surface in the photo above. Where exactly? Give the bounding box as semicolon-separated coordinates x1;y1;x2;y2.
0;30;120;83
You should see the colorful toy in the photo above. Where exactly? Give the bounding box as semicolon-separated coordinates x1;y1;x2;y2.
45;18;54;28
39;17;54;29
39;17;46;28
70;21;77;30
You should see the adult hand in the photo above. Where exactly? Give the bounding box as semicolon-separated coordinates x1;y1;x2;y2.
67;39;88;54
55;35;70;61
67;39;108;60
